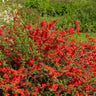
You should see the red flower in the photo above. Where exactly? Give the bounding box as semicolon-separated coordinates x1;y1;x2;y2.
41;21;45;27
28;58;35;66
57;48;63;56
85;34;89;38
52;19;57;24
69;84;74;88
52;84;58;91
75;20;81;36
13;17;18;21
70;39;75;44
67;88;71;93
0;29;3;36
15;11;19;15
0;45;3;50
3;74;9;79
59;85;64;89
1;25;6;29
42;84;45;88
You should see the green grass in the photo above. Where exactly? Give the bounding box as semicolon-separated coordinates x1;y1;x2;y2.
72;33;96;46
73;33;96;42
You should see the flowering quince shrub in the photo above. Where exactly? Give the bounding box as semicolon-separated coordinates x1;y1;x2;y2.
0;11;96;96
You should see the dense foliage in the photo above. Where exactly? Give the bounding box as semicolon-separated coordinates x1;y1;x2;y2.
0;11;96;96
23;0;96;32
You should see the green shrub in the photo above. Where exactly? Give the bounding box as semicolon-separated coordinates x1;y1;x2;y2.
50;2;71;16
18;7;40;25
37;0;50;16
46;5;56;16
50;0;96;32
23;0;71;16
23;0;40;8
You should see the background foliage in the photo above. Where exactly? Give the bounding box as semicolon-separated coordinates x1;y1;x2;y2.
22;0;96;32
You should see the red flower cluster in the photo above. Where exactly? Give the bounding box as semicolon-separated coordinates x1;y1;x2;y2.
0;12;96;96
75;20;81;36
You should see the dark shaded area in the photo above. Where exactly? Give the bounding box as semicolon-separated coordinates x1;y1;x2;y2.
0;89;4;96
